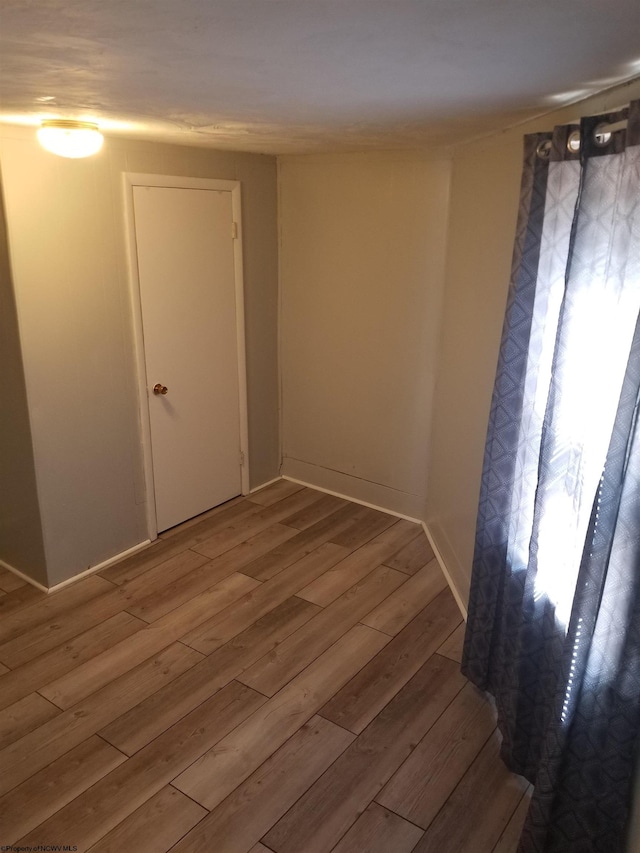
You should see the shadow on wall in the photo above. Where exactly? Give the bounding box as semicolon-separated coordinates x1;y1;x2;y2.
0;175;47;584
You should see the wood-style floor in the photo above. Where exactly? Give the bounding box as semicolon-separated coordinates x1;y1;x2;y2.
0;480;530;853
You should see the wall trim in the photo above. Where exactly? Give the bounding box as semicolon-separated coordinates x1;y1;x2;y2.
281;458;425;520
282;474;422;523
1;540;152;594
2;482;466;619
47;540;153;593
0;559;49;593
249;476;282;494
422;522;468;620
282;474;468;619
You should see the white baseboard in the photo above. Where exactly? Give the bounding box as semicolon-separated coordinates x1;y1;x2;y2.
0;559;49;593
281;473;422;523
1;540;152;594
281;458;425;521
281;471;468;620
249;476;282;494
47;541;153;593
422;522;468;621
2;486;468;620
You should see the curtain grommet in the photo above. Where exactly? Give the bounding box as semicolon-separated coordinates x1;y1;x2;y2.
536;139;552;160
593;124;613;147
567;130;581;154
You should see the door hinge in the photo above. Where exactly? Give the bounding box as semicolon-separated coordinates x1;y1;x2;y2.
231;221;238;240
239;451;245;466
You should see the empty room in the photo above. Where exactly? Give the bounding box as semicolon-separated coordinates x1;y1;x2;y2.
0;2;639;851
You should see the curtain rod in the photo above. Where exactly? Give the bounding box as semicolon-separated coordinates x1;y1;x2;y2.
598;118;628;134
537;116;629;159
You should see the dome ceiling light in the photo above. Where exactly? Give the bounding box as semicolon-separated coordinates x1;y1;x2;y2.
37;120;104;158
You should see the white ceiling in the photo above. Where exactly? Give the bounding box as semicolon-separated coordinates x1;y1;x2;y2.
1;0;639;154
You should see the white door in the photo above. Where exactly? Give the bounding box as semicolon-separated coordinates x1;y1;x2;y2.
132;184;243;532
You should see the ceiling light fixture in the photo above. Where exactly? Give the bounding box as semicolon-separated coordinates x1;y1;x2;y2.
37;120;104;158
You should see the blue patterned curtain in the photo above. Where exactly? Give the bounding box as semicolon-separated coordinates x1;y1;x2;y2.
462;100;640;852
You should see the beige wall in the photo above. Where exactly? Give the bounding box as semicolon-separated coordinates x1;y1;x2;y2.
426;78;640;604
279;151;451;518
425;136;522;601
0;175;47;585
0;125;279;586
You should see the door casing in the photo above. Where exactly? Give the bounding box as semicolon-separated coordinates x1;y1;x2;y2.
123;173;250;541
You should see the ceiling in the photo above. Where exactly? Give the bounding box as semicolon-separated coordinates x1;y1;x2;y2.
1;0;639;154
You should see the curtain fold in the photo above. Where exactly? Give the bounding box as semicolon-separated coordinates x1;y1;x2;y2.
462;100;640;853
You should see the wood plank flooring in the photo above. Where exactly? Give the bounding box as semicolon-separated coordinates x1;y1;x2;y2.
0;482;530;852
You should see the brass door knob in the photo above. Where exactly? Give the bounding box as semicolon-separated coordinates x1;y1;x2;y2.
153;383;168;395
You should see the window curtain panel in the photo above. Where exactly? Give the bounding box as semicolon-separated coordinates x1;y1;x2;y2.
462;100;640;853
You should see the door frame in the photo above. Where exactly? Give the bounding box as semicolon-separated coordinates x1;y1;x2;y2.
123;172;250;540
